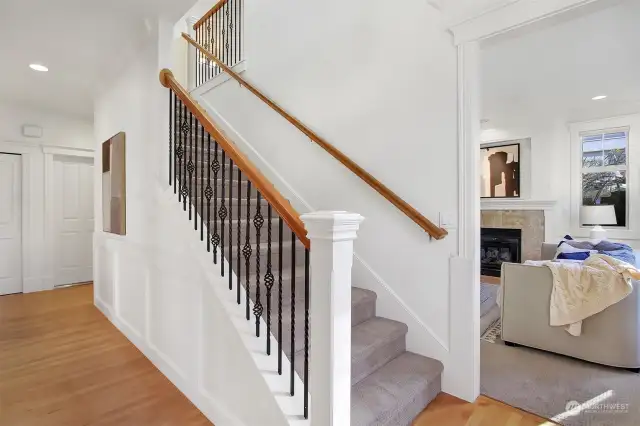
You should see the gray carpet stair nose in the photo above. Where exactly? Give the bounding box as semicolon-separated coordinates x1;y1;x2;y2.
351;352;444;426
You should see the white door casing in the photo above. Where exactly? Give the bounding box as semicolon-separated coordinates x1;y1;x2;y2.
0;154;23;295
52;156;95;286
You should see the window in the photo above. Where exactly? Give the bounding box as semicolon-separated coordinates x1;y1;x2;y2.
580;129;628;227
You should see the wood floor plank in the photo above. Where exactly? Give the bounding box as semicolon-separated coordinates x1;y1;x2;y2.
0;284;211;426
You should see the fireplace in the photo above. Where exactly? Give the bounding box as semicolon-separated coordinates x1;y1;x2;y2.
481;228;522;277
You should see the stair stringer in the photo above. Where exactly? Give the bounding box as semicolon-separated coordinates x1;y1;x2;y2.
193;93;451;370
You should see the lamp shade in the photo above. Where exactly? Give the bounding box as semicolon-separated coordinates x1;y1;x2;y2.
581;205;617;226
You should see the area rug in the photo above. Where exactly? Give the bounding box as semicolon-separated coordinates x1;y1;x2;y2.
480;283;500;336
481;319;501;343
482;341;640;425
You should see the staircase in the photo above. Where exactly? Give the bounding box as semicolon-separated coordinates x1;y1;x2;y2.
177;115;444;425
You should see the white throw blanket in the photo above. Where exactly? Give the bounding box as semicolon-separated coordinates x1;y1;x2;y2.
525;254;640;336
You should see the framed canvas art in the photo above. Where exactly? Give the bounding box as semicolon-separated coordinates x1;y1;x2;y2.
102;132;126;235
480;142;520;198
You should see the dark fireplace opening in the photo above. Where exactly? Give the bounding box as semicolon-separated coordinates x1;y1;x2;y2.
481;228;522;277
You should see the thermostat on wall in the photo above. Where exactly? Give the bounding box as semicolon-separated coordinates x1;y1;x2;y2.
22;124;43;138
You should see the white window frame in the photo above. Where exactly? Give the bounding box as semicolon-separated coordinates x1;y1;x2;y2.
570;114;640;241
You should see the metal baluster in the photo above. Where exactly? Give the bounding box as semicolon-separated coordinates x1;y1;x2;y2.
208;18;213;81
253;192;264;337
224;2;229;68
200;124;205;240
228;157;233;290
182;104;189;209
169;91;173;186
194;119;198;230
278;217;283;375
265;205;274;355
188;112;194;219
243;182;252;321
217;7;222;76
174;94;179;193
290;231;296;396
212;142;220;263
304;248;310;419
237;167;242;305
177;101;184;201
219;151;227;277
206;134;213;252
239;0;243;61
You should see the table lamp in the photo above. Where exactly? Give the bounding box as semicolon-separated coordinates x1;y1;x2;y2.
581;205;617;242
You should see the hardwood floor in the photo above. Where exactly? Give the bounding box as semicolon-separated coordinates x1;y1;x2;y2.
0;284;210;426
0;283;554;426
481;275;501;285
415;394;557;426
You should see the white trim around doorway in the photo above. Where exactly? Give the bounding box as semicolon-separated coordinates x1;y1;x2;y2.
448;0;608;401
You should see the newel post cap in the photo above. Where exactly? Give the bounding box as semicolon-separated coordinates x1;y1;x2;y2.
301;211;364;242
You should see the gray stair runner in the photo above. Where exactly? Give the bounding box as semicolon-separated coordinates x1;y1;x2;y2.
180;126;443;425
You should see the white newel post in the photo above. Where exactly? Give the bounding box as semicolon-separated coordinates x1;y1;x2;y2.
185;16;198;91
301;211;364;426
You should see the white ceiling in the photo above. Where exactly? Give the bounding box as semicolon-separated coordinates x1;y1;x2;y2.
481;0;640;129
0;0;196;120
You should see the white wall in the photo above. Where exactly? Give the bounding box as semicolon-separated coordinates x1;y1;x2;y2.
0;103;94;293
93;22;290;426
189;0;476;400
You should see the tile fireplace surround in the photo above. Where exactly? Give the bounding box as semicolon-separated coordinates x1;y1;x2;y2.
481;210;545;261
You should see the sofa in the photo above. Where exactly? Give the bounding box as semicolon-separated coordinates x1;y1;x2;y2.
500;243;640;371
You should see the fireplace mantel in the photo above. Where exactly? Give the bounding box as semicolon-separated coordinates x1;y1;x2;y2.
481;199;556;211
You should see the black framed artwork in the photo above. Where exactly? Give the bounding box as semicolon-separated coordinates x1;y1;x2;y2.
480;142;520;198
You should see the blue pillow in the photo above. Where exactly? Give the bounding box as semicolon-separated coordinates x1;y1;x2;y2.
557;252;591;261
600;249;636;265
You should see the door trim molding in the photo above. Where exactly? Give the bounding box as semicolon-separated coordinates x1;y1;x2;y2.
448;0;607;401
43;147;95;290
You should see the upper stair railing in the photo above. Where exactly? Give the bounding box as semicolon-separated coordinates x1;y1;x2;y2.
182;32;448;240
192;0;243;87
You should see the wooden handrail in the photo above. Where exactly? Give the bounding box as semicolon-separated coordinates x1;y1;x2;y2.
182;33;448;240
193;0;229;30
159;69;310;248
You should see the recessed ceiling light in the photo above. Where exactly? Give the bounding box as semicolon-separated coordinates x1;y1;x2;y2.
592;95;607;100
29;64;48;72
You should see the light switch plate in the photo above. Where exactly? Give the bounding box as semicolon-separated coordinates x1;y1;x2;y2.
439;212;457;229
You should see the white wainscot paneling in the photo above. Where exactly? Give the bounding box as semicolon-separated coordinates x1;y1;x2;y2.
116;249;148;340
97;242;115;308
148;262;199;381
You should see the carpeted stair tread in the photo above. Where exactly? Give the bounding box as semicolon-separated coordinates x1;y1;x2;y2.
352;317;408;385
351;352;443;426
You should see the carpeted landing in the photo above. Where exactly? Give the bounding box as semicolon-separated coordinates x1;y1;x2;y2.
481;340;640;426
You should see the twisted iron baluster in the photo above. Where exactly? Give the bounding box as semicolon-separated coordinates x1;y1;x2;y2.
205;134;213;252
200;124;205;240
228;157;233;290
290;231;296;396
243;182;252;321
178;102;187;203
211;142;220;263
278;217;283;375
219;151;227;277
193;118;198;230
265;205;274;355
236;167;242;305
253;192;264;337
304;248;310;419
187;112;195;219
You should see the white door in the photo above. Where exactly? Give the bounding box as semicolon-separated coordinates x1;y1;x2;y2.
53;157;94;286
0;154;22;295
